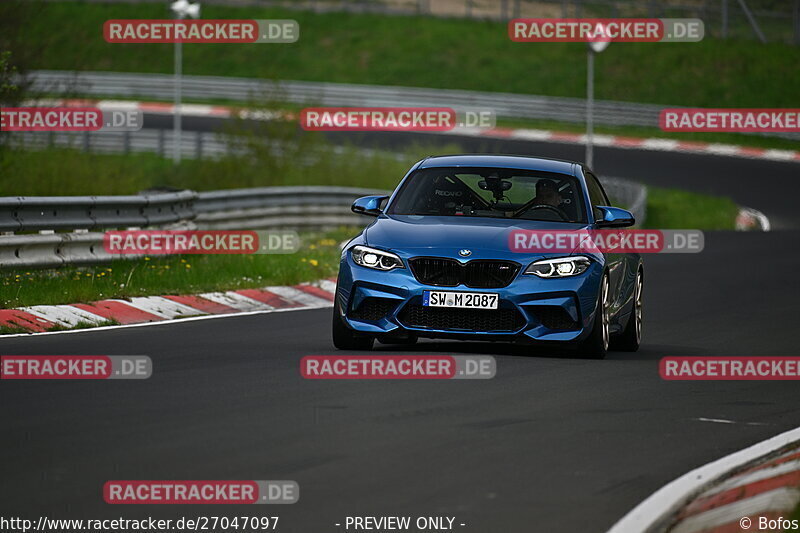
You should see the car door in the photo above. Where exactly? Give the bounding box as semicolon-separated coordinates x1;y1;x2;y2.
585;171;627;316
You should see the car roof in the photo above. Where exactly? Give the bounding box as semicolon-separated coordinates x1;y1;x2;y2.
417;154;578;175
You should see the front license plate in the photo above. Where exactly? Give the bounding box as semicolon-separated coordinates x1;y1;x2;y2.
423;291;499;310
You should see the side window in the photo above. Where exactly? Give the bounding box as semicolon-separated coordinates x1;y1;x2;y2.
584;171;609;220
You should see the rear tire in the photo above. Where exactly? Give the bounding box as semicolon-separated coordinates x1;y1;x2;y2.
610;269;643;352
577;273;610;359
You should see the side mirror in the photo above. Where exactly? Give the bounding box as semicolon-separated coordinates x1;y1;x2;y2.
595;206;635;228
352;195;389;217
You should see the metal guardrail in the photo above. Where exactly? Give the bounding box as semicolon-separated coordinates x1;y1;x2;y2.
604;177;647;227
6;130;233;160
29;71;800;141
0;181;646;269
30;70;661;128
195;186;388;230
0;191;197;233
4;129;409;163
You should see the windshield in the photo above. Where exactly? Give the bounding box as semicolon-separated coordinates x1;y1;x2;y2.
388;166;588;223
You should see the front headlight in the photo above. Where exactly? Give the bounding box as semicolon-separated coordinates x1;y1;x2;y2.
525;256;591;278
351;245;404;271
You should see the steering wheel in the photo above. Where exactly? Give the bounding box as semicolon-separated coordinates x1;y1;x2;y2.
513;204;569;221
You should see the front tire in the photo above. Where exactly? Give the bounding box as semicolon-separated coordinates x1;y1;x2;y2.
332;302;374;351
577;273;610;359
610;269;643;352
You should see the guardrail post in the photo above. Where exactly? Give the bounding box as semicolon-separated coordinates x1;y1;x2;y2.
513;0;521;18
158;129;165;157
124;130;131;155
82;131;90;153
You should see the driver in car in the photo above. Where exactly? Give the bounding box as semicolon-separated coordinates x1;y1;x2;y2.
532;179;562;207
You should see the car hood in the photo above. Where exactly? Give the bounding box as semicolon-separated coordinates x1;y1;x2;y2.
364;214;589;256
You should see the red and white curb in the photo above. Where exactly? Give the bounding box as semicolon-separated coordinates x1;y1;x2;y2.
44;98;800;165
474;128;800;164
607;426;800;533
736;207;772;232
0;279;336;335
668;446;800;533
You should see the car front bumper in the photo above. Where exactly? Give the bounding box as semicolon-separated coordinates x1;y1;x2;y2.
336;254;605;343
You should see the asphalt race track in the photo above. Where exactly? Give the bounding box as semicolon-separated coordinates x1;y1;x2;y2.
2;117;799;532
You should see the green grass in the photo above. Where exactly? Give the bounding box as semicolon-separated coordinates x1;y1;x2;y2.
5;1;800;108
0;229;351;309
0;144;416;196
645;186;739;230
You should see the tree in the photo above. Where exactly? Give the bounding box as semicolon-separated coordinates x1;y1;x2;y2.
1;51;20;105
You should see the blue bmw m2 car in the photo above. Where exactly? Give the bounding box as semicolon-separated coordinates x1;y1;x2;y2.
333;155;643;358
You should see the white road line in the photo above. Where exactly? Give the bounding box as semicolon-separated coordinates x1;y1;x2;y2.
670;487;800;533
20;305;108;327
606;425;800;533
695;417;736;424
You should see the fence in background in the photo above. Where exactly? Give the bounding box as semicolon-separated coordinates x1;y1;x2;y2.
6;129;232;161
0;180;647;269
